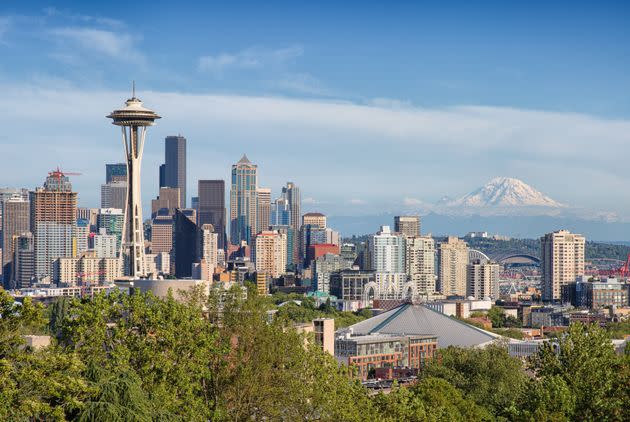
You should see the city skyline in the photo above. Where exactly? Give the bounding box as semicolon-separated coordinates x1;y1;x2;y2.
0;3;629;219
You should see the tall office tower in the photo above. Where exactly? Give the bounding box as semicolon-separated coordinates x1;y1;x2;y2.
149;212;173;255
302;212;326;229
14;232;34;288
173;209;197;278
151;187;181;217
75;219;90;256
541;230;585;302
1;195;30;285
394;215;421;237
100;181;127;210
253;230;287;278
198;180;226;250
107;89;160;278
270;197;291;226
96;208;124;256
269;225;293;269
159;164;166;188
105;163;127;183
438;236;469;297
0;188;29;229
163;135;187;207
282;181;301;231
405;236;436;295
30;170;78;282
257;188;271;235
369;226;405;273
191;197;199;213
198;224;218;273
230;155;258;246
466;259;500;300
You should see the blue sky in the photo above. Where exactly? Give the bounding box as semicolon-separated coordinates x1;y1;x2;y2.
1;1;629;217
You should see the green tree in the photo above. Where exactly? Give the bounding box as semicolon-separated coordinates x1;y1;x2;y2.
528;323;629;421
423;344;528;418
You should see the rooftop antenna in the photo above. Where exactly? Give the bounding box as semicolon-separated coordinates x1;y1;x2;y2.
132;80;136;98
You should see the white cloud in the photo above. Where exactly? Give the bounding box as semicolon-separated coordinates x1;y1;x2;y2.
349;198;366;205
50;27;144;63
43;7;124;28
198;45;303;74
0;84;629;215
403;197;424;206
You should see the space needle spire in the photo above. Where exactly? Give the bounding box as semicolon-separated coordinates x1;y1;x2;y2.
107;85;161;278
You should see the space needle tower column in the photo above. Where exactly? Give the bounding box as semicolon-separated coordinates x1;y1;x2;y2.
107;86;161;278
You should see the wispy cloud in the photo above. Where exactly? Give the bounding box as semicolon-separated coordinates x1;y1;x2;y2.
302;197;319;205
348;198;367;205
198;45;303;74
0;16;10;45
43;7;124;28
50;27;144;64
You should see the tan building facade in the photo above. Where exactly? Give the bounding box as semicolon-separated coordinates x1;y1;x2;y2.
466;260;500;299
256;187;271;235
302;212;326;229
405;235;436;295
438;236;469;296
541;230;585;301
253;230;287;278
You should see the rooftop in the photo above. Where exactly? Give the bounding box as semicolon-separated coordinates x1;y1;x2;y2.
340;303;499;348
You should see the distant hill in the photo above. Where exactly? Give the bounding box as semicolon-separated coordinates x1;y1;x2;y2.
329;212;630;242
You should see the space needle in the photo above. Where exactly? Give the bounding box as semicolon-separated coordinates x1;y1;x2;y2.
107;84;161;278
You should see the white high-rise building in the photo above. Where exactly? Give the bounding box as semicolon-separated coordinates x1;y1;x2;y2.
313;253;351;293
199;224;218;274
466;259;500;300
370;226;405;273
541;230;585;301
438;236;469;297
93;229;117;258
405;236;436;295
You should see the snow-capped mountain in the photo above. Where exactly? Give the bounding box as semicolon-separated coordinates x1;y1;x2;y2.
445;177;564;208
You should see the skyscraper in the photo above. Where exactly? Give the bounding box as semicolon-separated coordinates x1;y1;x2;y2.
541;230;585;302
198;224;218;273
253;230;287;278
198;180;226;250
394;215;421;237
14;232;34;289
369;226;405;273
105;163;127;183
163;135;187;207
107;89;160;278
230;155;258;246
466;259;500;300
96;208;124;256
282;182;300;229
438;236;469;297
270;197;291;226
257;188;271;235
282;182;301;264
405;236;436;295
151;187;181;217
30;170;78;282
100;181;127;210
173;208;197;278
1;195;30;286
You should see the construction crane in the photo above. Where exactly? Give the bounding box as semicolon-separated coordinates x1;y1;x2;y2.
48;167;82;183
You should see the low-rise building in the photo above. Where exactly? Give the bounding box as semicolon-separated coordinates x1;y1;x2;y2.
335;332;437;380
